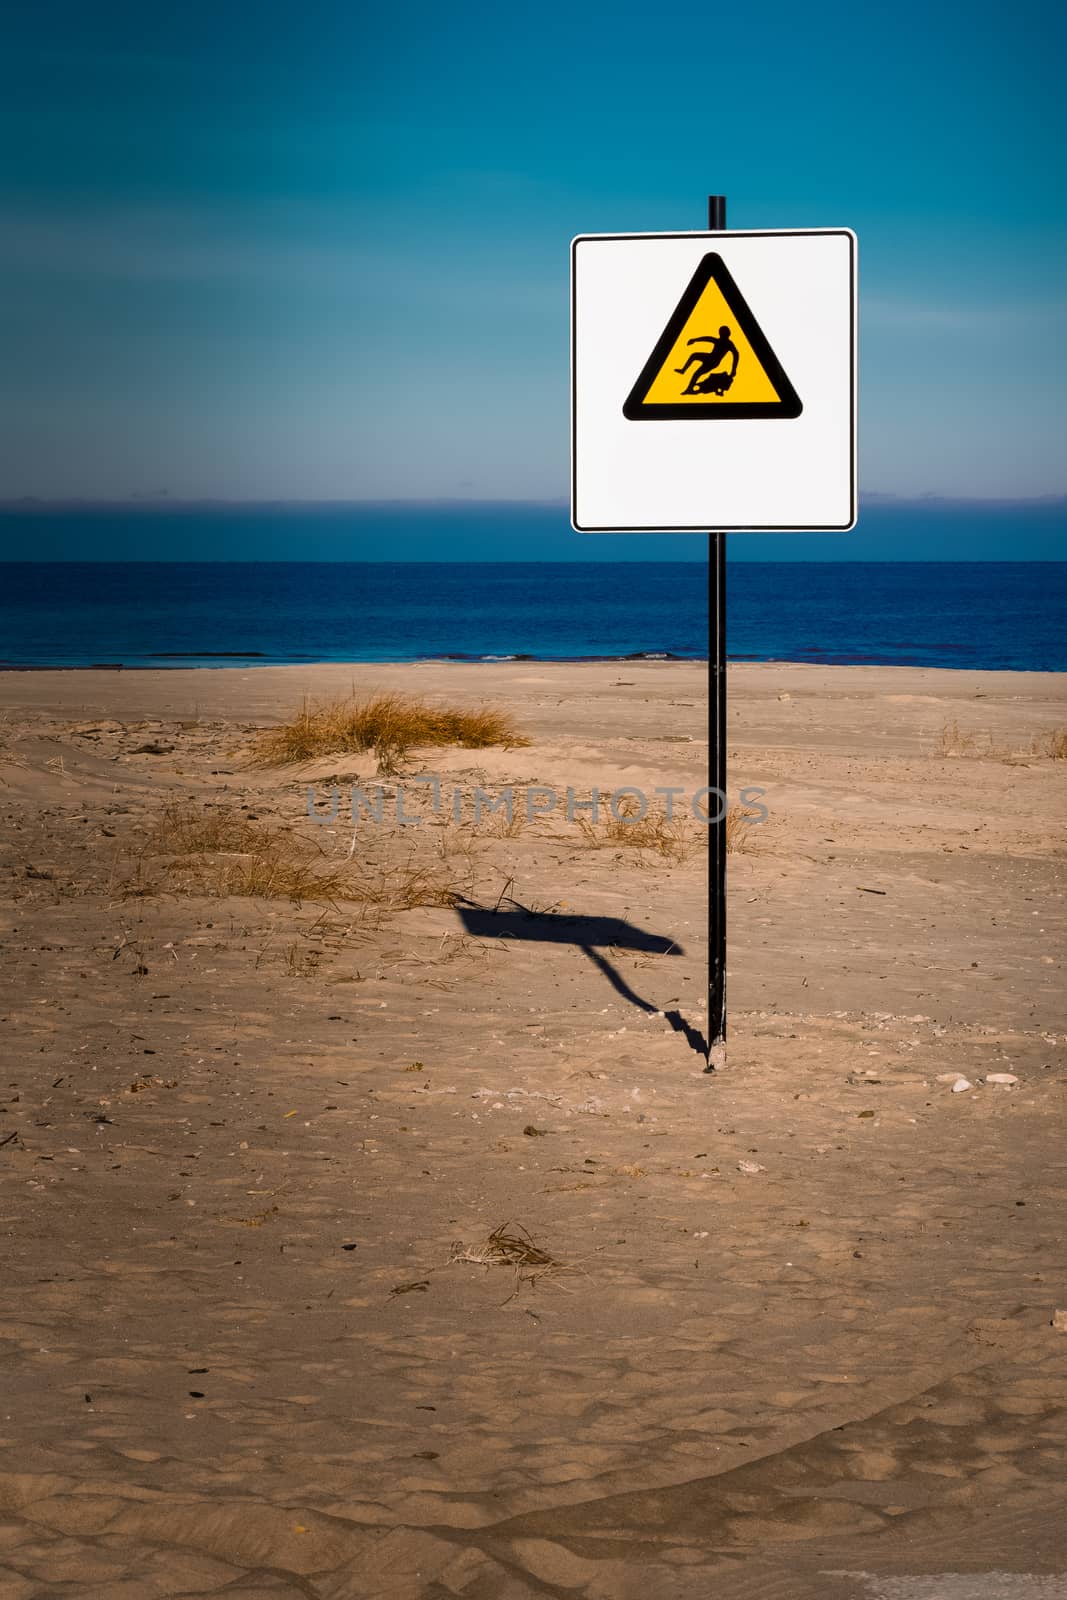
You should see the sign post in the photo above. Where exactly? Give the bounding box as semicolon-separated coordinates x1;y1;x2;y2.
706;195;728;1069
571;202;856;1069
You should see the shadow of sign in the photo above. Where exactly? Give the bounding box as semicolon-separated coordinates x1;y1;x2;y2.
456;901;707;1058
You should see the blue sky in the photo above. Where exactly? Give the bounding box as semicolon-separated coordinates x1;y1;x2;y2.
1;0;1065;510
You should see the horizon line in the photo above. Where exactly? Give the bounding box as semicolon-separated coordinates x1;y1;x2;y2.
2;492;1066;513
2;558;1066;565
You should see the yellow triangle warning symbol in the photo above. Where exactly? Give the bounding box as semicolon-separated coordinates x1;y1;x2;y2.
623;253;802;421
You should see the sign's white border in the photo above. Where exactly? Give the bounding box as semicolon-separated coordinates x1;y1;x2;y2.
570;228;858;533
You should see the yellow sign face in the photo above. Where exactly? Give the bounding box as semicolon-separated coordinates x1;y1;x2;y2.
623;253;802;421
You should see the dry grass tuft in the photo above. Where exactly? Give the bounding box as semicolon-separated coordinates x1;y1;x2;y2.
350;856;466;911
1033;727;1067;760
0;714;30;778
577;799;693;862
725;803;762;854
205;848;460;909
146;800;262;854
209;848;356;903
483;806;527;840
578;798;759;858
940;721;1067;762
939;720;989;758
251;694;528;766
450;1221;567;1296
128;801;465;909
283;943;322;977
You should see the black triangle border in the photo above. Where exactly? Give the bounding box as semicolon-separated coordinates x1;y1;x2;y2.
622;252;803;421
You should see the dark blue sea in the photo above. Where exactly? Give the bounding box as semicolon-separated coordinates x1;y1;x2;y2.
0;506;1064;671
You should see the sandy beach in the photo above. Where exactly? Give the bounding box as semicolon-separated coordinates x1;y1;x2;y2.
0;658;1065;1599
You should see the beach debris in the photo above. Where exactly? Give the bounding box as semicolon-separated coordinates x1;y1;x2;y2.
985;1073;1018;1086
449;1222;566;1296
951;1077;974;1093
390;1280;430;1296
523;1125;547;1137
737;1160;766;1175
856;886;887;895
225;1205;278;1228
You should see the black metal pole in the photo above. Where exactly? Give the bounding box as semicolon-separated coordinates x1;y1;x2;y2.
706;193;728;1069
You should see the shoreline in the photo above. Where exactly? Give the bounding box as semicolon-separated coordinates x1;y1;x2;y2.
2;659;1062;703
2;658;1063;756
3;653;1067;674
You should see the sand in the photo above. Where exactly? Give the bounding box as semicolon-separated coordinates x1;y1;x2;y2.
0;659;1064;1599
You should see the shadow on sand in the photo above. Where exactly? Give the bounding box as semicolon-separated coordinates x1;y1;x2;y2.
455;898;708;1058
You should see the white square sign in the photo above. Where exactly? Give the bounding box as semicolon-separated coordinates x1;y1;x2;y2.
571;229;857;532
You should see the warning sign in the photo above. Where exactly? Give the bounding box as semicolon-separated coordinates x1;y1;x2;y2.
572;227;856;530
623;253;802;421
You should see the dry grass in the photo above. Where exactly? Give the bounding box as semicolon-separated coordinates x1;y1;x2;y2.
574;798;763;859
576;798;760;859
1033;727;1067;759
940;720;991;758
251;693;528;767
126;801;466;909
940;721;1067;762
483;806;527;839
726;803;762;854
449;1222;567;1296
146;799;262;854
351;855;467;911
0;714;30;778
576;800;693;862
209;849;358;903
205;848;460;909
283;943;322;977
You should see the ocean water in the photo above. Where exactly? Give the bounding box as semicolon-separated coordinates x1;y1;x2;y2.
0;557;1064;671
0;504;1064;670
